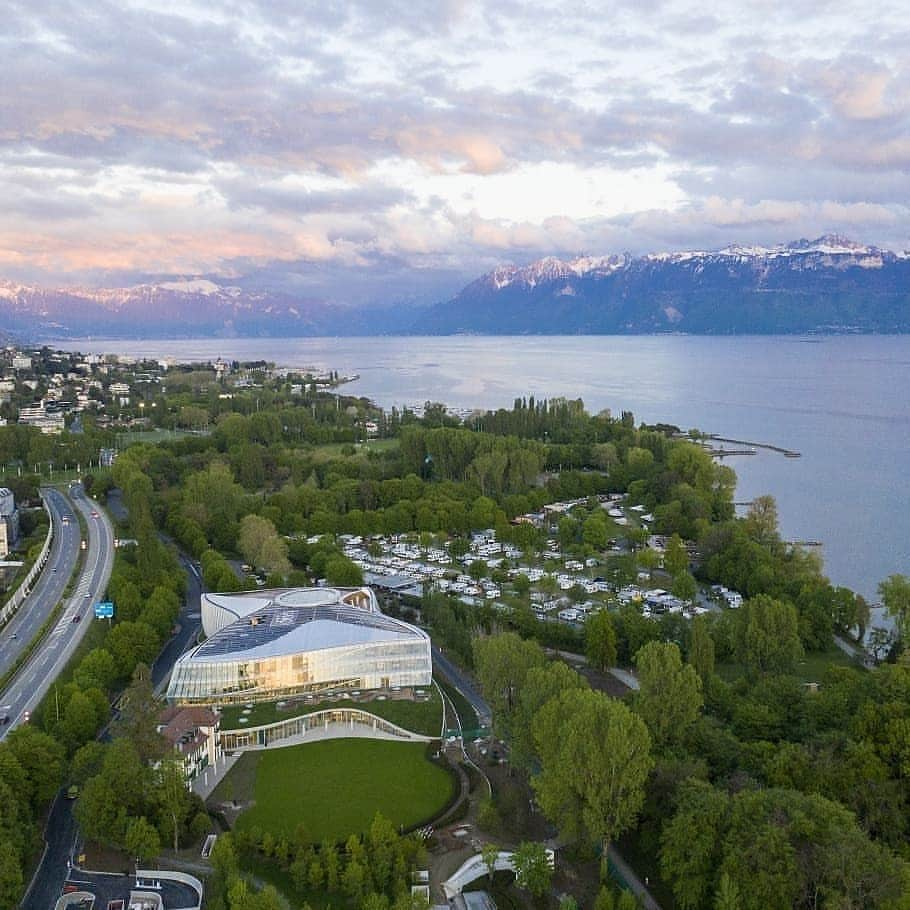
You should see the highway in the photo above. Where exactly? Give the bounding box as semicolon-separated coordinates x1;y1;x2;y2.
0;489;80;679
0;484;115;740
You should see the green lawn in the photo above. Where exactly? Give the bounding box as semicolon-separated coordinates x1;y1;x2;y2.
224;739;454;842
219;688;442;736
716;646;861;684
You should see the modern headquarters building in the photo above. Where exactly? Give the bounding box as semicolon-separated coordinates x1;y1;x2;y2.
166;586;432;705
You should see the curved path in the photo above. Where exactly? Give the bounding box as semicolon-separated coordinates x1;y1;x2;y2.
0;484;115;739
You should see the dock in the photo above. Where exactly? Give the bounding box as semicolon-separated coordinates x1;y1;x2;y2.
704;434;801;458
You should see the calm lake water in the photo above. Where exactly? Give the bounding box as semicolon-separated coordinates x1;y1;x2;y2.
54;335;910;601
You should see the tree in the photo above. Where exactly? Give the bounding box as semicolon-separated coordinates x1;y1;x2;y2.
744;495;779;546
512;841;552;898
114;663;167;763
532;688;653;876
583;513;609;551
664;533;689;577
107;621;159;679
672;571;697;603
239;514;290;576
734;595;803;674
155;758;195;854
126;816;161;863
5;726;65;809
879;574;910;645
473;633;546;740
512;573;531;599
512;662;590;769
481;842;499;884
77;775;129;847
660;780;729;910
468;560;488;582
586;610;618;671
714;873;741;910
323;554;363;586
59;689;103;751
688;614;715;679
73;648;117;692
633;642;703;750
0;841;23;910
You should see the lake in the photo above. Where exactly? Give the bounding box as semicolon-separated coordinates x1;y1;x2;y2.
53;335;910;601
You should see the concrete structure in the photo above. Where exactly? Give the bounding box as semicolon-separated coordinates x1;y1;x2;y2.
167;587;432;705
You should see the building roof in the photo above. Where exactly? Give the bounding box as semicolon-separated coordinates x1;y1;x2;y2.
158;706;218;755
194;590;428;663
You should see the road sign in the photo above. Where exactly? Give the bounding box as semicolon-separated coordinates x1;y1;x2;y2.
94;602;114;619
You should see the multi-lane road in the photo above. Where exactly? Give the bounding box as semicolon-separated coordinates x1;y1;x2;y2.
0;489;80;677
0;484;115;740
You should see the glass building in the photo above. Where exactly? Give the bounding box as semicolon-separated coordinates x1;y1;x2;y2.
167;587;432;705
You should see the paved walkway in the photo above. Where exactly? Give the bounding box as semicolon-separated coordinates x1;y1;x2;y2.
608;845;660;909
193;752;240;800
608;667;640;690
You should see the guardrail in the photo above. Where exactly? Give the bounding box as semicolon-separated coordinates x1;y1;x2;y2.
0;492;54;626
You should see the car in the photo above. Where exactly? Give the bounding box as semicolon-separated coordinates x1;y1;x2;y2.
91;511;98;519
0;715;9;725
52;567;57;573
72;614;81;622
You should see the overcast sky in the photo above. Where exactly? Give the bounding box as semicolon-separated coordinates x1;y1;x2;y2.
2;0;909;302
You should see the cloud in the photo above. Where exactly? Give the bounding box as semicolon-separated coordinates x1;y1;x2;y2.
1;0;908;293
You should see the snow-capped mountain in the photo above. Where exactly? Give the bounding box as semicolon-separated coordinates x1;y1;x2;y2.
0;278;410;338
416;236;910;335
2;235;909;338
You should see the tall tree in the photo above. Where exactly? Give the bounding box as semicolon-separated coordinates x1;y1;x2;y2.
532;688;653;876
688;614;715;679
125;816;161;863
664;533;689;577
586;610;618;671
512;841;553;898
879;574;910;646
473;633;545;740
660;780;729;910
114;663;167;763
633;641;703;750
734;595;803;674
513;662;589;770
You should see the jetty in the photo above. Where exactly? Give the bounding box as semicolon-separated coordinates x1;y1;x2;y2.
705;434;801;458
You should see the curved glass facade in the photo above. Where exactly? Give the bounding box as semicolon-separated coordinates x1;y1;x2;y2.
167;587;432;705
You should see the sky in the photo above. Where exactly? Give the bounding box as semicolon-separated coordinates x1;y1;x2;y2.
2;0;909;304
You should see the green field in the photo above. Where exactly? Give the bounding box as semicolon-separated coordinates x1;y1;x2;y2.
716;646;861;684
219;688;443;736
220;739;454;842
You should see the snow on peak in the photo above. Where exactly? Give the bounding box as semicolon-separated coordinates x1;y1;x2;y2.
784;234;876;255
157;279;224;295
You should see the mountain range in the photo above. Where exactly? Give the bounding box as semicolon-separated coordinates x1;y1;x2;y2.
3;235;909;339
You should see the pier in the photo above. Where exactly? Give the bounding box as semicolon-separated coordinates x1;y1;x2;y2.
704;434;801;458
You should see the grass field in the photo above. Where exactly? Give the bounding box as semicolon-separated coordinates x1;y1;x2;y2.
219;688;443;736
222;739;455;842
716;645;861;684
